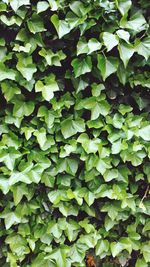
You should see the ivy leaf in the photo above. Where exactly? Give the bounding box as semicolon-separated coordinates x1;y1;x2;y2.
102;32;118;51
37;1;49;13
13;100;35;118
39;48;66;66
16;55;37;81
0;63;16;81
111;242;124;257
135;37;150;61
96;240;109;257
71;56;92;78
48;0;59;11
61;118;85;139
27;13;46;34
97;54;118;81
35;75;59;101
104;169;118;182
136;258;148;267
139;125;150;141
0;212;21;230
51;14;71;38
0;148;21;170
118;42;134;67
116;29;130;43
88;38;102;54
0;177;10;194
124;12;147;32
45;248;67;267
10;0;30;12
116;0;132;16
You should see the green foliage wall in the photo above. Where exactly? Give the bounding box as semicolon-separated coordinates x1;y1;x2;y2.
0;0;150;266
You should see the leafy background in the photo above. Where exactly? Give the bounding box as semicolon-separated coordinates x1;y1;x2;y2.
0;0;150;266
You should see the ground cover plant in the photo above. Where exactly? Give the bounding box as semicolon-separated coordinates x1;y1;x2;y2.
0;0;150;266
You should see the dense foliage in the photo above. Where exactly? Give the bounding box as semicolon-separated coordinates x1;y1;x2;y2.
0;0;150;266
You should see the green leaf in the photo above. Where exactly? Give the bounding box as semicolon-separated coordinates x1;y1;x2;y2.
111;242;124;257
48;0;59;11
139;125;150;141
39;48;66;66
136;258;148;267
0;63;16;81
71;56;92;78
142;242;150;263
84;191;95;206
0;212;21;230
69;1;90;17
0;148;21;170
102;32;118;51
45;248;67;267
27;13;46;34
88;38;102;54
77;38;101;55
97;54;118;81
0;177;10;194
96;240;109;257
119;104;133;115
13;100;35;118
35;75;59;101
10;0;30;12
135;37;150;61
116;29;130;43
61;118;85;139
16;55;37;81
118;42;134;67
34;128;47;148
116;0;132;16
51;14;71;38
37;1;49;13
104;169;118;182
96;159;111;175
143;221;150;232
124;12;147;32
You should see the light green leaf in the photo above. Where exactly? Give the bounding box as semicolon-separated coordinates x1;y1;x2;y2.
135;37;150;61
13;100;35;118
96;240;109;257
116;0;132;16
61;118;85;139
136;258;148;267
37;1;49;13
51;14;71;38
119;104;133;115
116;29;130;43
118;42;134;67
142;242;150;263
71;56;92;78
104;169;118;182
0;177;10;194
102;32;118;51
27;13;46;34
0;212;21;230
88;38;102;54
111;242;124;257
84;191;95;206
34;128;47;148
16;55;37;81
0;63;16;81
139;125;150;141
35;74;59;101
96;159;111;175
125;12;147;32
10;0;30;12
97;54;118;81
